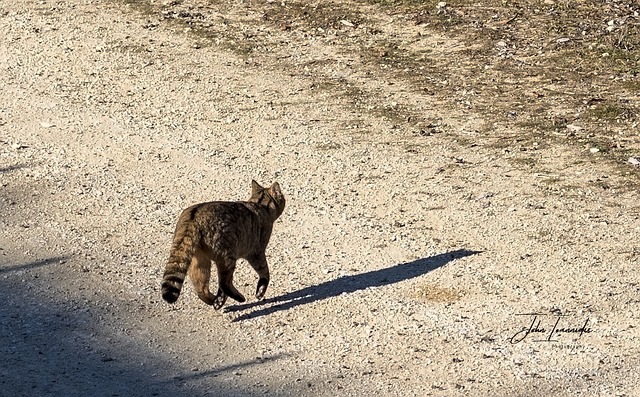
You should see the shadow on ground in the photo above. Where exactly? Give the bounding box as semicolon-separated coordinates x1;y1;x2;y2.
0;256;274;397
0;164;30;174
0;256;68;274
227;249;481;321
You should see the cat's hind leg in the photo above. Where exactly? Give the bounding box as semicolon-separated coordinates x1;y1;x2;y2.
216;257;246;305
187;250;217;306
247;253;270;300
212;288;227;310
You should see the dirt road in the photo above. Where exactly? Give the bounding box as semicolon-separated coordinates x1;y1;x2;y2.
1;0;639;396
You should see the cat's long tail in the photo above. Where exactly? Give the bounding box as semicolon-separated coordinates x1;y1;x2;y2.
161;207;199;303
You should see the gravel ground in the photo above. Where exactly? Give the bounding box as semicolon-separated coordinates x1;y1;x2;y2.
1;1;639;396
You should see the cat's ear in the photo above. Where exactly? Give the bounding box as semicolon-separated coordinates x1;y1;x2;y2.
251;180;263;195
270;182;283;197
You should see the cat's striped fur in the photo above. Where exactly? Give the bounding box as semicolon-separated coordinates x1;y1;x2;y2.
161;180;285;309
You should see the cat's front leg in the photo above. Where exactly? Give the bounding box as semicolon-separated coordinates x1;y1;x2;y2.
256;277;269;300
247;253;270;300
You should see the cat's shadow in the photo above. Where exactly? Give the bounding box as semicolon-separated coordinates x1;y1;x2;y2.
225;249;481;322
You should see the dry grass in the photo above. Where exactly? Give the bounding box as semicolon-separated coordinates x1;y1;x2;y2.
415;284;463;303
117;0;639;182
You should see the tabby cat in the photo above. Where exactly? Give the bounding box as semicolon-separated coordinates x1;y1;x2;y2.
161;180;285;309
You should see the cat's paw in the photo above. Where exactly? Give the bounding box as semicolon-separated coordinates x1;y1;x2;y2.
213;292;227;310
256;277;269;300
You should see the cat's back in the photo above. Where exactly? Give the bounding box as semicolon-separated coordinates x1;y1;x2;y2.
187;200;267;254
186;200;257;227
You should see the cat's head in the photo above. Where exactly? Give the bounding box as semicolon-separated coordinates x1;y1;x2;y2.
250;180;286;219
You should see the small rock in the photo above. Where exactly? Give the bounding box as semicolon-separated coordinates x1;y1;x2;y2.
40;122;55;128
556;37;570;44
589;147;600;153
606;20;615;32
339;19;354;27
566;124;583;132
629;157;640;166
